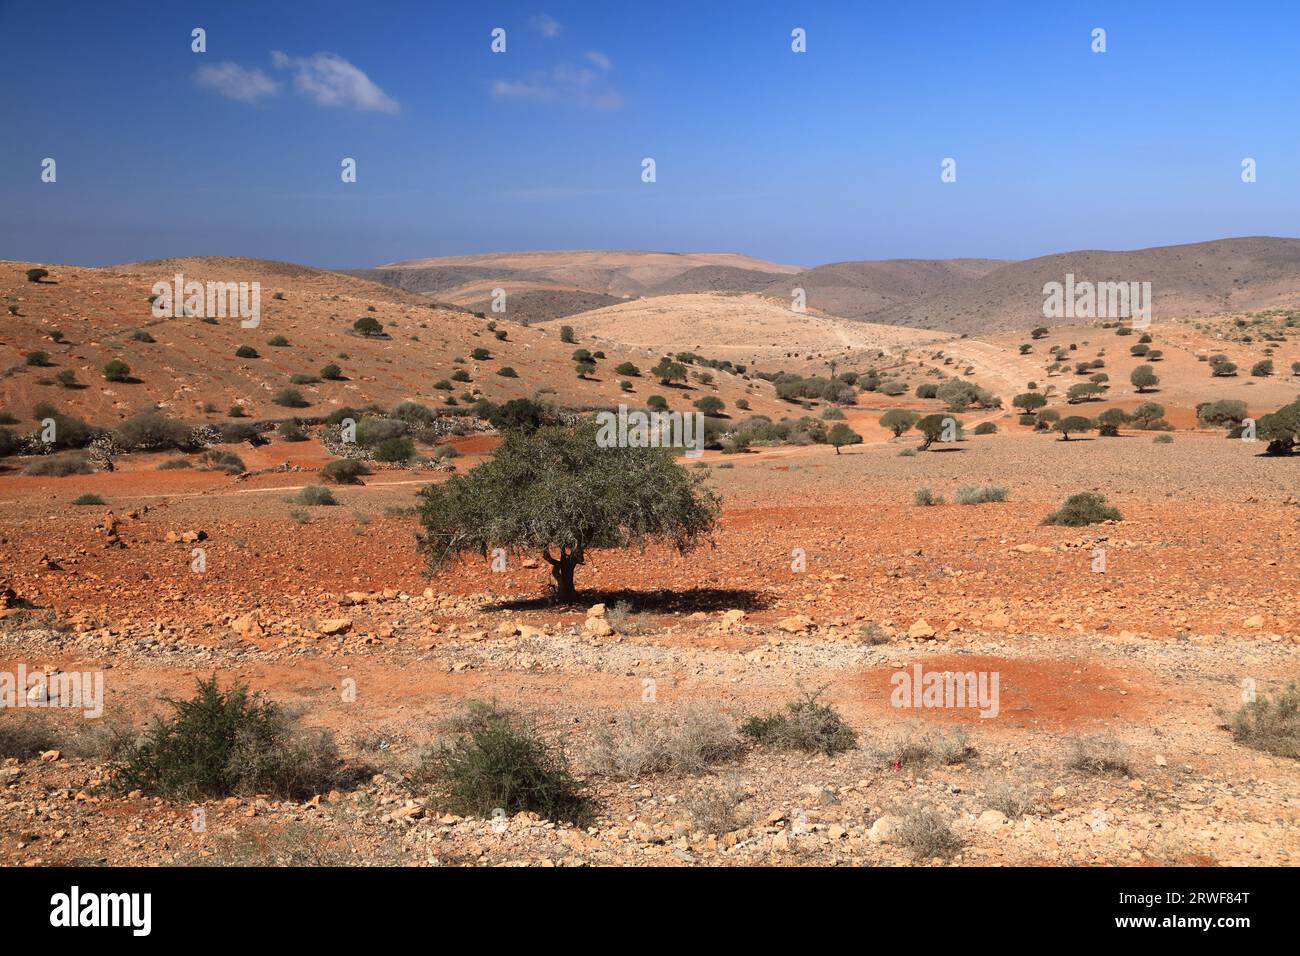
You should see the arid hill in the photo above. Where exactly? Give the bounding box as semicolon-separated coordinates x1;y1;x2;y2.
0;258;786;428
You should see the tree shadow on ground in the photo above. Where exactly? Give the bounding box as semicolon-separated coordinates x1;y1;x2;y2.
484;586;772;614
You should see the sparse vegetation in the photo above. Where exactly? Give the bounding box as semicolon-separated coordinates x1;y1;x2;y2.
1042;491;1122;526
739;690;856;756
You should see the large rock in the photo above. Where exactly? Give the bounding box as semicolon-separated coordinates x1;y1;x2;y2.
318;618;352;636
777;614;813;633
869;815;900;844
907;618;936;640
231;613;265;640
584;617;614;637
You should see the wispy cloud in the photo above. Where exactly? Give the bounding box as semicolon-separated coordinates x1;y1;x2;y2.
585;51;613;72
270;51;399;113
194;62;280;103
530;13;562;38
492;62;623;111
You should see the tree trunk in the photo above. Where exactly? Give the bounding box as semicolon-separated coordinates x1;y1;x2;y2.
544;547;583;602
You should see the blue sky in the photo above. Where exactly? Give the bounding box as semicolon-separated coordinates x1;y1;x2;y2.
2;0;1298;268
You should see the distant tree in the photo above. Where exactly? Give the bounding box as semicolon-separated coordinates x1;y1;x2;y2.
1130;365;1159;393
353;316;383;336
916;413;958;450
1031;326;1049;339
1053;415;1093;440
1258;399;1300;455
26;268;49;283
1066;382;1104;403
1096;407;1129;437
1251;360;1274;377
575;359;596;379
694;396;725;416
417;422;720;601
827;422;863;454
652;358;688;386
560;326;575;344
879;408;919;436
320;363;343;380
646;395;669;412
471;347;491;361
1012;392;1047;414
615;361;640;377
235;345;259;359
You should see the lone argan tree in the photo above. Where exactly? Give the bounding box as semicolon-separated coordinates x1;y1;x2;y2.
417;421;721;602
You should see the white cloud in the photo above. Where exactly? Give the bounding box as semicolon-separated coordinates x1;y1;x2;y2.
530;13;562;38
492;62;623;111
585;51;613;72
270;51;399;113
194;62;279;103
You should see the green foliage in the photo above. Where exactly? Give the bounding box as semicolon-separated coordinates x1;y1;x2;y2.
1130;364;1159;392
827;421;862;452
110;676;342;800
294;485;337;506
1053;415;1093;439
272;388;309;408
880;408;919;436
413;703;592;825
235;345;259;359
103;359;131;382
1042;492;1123;526
739;691;857;756
320;363;344;380
373;436;416;462
320;459;372;484
353;316;383;336
1230;682;1299;759
417;421;721;600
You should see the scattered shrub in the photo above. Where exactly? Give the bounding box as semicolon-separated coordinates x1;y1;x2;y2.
587;706;742;779
955;484;1007;505
294;485;337;506
373;436;415;462
235;345;260;359
320;459;371;484
24;452;94;477
272;388;309;408
1230;682;1299;759
1042;491;1122;526
73;492;105;505
739;690;856;756
898;806;964;860
1066;735;1130;775
110;676;343;799
103;359;131;382
413;702;592;825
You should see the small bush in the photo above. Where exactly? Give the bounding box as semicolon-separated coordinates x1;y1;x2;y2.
276;420;308;442
320;363;344;380
1066;734;1130;774
955;484;1007;505
983;778;1037;819
73;492;105;506
235;345;260;359
1042;491;1122;526
373;436;415;462
267;335;290;347
496;366;518;378
103;359;131;382
130;330;156;343
25;350;52;367
110;676;342;800
0;714;59;758
587;706;742;779
898;806;963;860
26;267;49;283
878;725;975;768
272;388;309;408
294;485;337;506
200;450;246;474
413;703;592;825
739;690;856;756
24;452;94;477
321;459;371;484
1153;433;1174;444
158;458;192;470
1230;682;1299;759
913;486;944;506
972;421;997;435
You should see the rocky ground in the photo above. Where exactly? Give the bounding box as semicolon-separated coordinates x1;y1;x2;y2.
1;425;1297;867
